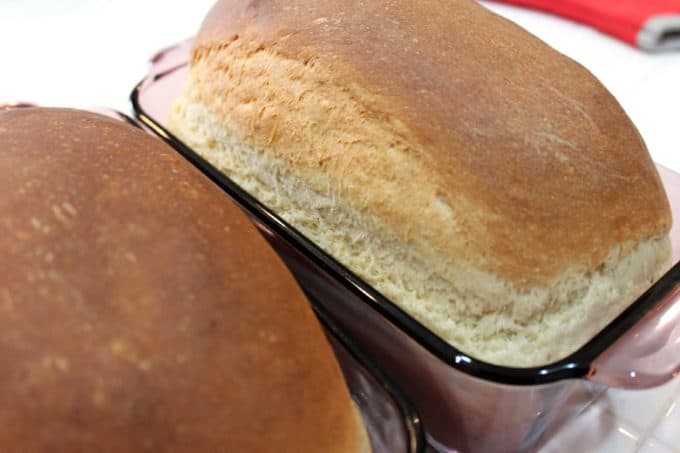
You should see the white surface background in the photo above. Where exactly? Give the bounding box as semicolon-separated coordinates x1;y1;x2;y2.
0;0;678;173
1;1;678;452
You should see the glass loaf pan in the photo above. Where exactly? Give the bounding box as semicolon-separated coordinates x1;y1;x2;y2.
0;101;424;453
130;40;680;453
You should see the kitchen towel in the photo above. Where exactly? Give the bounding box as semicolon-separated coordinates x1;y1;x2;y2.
492;0;680;51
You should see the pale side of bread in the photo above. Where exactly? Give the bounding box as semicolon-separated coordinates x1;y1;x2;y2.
170;99;671;366
0;108;369;452
169;0;672;366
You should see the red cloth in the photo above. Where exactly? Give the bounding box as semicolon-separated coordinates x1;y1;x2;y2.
495;0;680;47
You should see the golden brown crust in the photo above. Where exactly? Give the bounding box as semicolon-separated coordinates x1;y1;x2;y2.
0;108;361;452
192;0;671;286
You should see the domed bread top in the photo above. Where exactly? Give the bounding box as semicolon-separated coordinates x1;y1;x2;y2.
193;0;671;284
0;108;366;452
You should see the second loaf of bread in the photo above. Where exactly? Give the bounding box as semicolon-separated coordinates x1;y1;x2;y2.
169;0;672;367
0;108;369;452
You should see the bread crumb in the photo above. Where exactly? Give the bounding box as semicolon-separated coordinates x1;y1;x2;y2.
30;217;42;231
40;355;70;372
92;389;107;407
1;288;13;311
55;357;70;372
124;252;137;263
61;202;77;216
52;205;70;225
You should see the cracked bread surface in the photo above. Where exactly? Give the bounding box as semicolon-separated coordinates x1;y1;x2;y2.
170;0;672;366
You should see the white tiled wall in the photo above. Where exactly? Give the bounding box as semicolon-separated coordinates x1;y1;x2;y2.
541;378;680;452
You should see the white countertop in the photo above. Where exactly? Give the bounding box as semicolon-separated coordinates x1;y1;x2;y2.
1;1;678;452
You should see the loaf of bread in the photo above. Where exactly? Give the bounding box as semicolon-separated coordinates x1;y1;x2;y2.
169;0;672;367
0;108;369;452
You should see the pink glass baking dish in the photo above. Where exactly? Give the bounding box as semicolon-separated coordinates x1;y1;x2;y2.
131;40;680;453
0;101;425;453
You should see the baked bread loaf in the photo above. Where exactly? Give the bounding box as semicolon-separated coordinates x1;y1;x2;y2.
169;0;673;366
0;108;369;452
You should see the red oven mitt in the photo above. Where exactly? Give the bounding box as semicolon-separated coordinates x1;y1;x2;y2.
492;0;680;51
